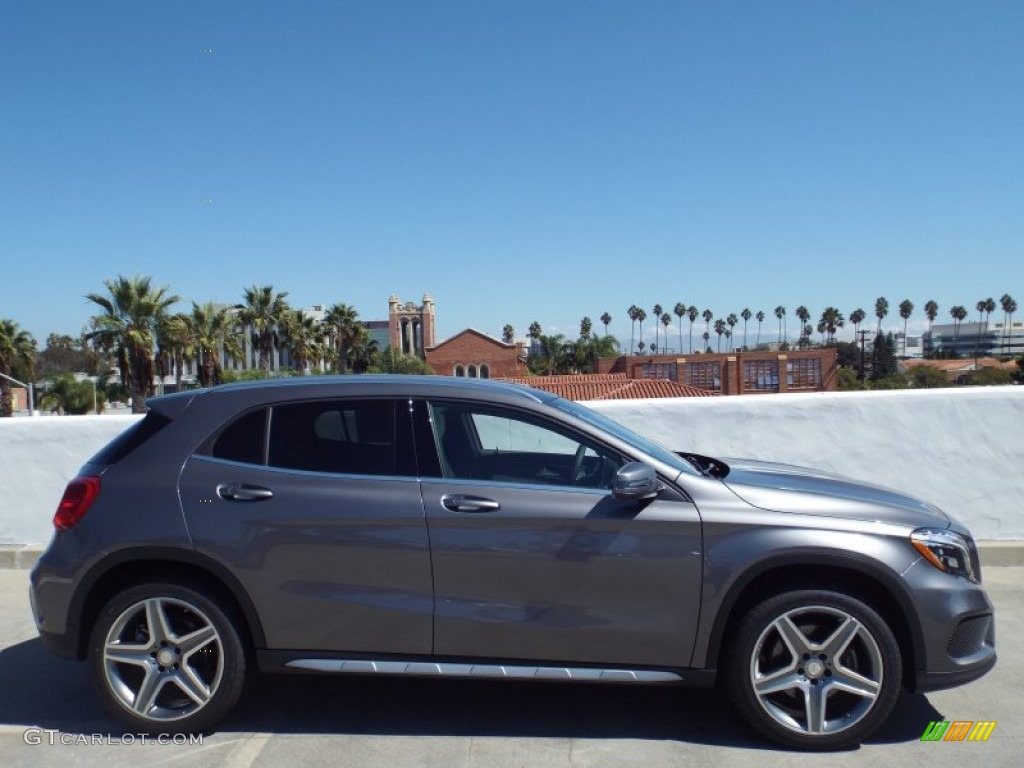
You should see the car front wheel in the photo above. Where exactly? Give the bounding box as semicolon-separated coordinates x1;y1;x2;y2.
724;590;902;750
88;582;247;733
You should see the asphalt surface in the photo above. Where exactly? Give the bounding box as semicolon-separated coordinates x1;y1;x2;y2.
1;567;1020;768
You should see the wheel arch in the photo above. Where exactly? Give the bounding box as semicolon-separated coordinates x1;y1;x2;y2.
701;553;925;688
69;547;266;660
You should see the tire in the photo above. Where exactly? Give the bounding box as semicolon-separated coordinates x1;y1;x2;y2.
723;590;902;750
88;581;247;734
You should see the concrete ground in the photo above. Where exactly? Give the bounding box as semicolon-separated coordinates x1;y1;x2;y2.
0;568;1020;768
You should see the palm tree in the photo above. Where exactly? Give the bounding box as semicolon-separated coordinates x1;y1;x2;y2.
187;302;240;387
660;312;671;353
1000;294;1017;355
795;306;810;346
975;297;996;362
701;330;710;352
673;303;686;354
774;306;786;344
346;324;379;373
528;321;542;340
702;309;713;346
324;303;360;373
714;318;726;352
820;307;845;344
539;333;567;375
600;312;612;337
502;324;515;344
687;306;699;353
874;297;889;336
283;309;322;374
85;275;180;413
627;305;639;355
924;300;939;335
636;308;647;353
0;319;36;416
236;285;290;372
587;333;619;363
755;310;765;347
38;374;97;415
580;316;593;340
652;304;663;353
155;312;191;391
950;305;967;342
725;313;738;352
899;299;914;357
850;308;866;339
740;308;752;350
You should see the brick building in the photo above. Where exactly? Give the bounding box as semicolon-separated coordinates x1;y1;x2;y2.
595;348;838;395
425;329;525;379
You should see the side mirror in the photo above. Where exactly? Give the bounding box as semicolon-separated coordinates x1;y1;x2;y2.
612;462;662;501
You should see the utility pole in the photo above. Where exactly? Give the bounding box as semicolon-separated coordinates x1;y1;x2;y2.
857;329;871;381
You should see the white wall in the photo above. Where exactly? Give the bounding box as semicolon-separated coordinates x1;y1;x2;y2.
1;388;1022;545
0;415;140;546
588;387;1024;540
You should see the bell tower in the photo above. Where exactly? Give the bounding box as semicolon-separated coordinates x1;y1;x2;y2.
389;294;436;358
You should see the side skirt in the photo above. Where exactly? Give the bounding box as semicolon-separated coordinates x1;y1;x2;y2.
257;650;716;686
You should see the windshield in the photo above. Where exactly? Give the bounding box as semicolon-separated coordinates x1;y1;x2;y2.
549;398;700;477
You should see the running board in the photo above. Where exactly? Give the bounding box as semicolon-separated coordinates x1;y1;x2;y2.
283;659;683;683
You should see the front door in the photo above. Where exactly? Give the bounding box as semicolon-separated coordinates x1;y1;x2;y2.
420;400;702;668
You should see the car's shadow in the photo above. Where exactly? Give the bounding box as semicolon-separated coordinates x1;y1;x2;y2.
0;637;941;749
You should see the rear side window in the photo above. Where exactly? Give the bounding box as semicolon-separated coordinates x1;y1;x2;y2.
268;400;397;476
89;412;172;465
211;408;267;465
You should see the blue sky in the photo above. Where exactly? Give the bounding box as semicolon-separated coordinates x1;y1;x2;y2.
2;0;1021;351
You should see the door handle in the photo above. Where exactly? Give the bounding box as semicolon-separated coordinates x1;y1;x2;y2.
440;494;500;513
217;483;274;502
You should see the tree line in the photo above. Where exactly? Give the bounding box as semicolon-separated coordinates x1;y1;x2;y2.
1;275;430;415
569;295;1018;356
1;281;1020;416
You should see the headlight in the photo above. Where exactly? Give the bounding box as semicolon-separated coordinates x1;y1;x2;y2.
911;528;980;584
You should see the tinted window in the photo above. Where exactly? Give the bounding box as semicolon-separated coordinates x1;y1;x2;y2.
211;408;267;465
269;400;397;476
89;411;172;465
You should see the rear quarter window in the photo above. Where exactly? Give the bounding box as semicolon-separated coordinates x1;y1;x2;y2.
209;408;268;465
89;412;172;465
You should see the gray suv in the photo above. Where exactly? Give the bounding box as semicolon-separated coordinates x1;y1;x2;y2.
30;376;995;749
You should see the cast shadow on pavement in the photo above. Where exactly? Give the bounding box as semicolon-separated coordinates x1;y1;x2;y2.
0;637;942;750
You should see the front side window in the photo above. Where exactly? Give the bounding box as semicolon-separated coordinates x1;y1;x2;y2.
268;400;397;476
429;402;621;489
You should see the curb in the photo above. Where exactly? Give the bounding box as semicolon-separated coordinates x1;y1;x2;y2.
0;545;43;570
2;542;1023;570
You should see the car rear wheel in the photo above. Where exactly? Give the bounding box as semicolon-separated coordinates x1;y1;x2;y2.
724;590;902;750
88;582;246;733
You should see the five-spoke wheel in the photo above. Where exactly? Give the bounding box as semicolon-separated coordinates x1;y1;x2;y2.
725;590;902;750
89;582;246;733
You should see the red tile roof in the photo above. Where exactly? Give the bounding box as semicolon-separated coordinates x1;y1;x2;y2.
498;374;719;400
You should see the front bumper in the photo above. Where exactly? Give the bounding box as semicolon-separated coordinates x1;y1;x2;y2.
903;559;996;692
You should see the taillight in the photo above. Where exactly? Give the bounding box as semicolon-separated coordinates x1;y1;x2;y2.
54;476;101;531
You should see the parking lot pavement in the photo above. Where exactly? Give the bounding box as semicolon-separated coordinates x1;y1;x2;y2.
1;567;1020;768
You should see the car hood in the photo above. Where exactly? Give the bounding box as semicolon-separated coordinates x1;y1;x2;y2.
719;458;951;528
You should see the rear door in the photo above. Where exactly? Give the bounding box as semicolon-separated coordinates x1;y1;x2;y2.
179;398;433;654
419;399;703;668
